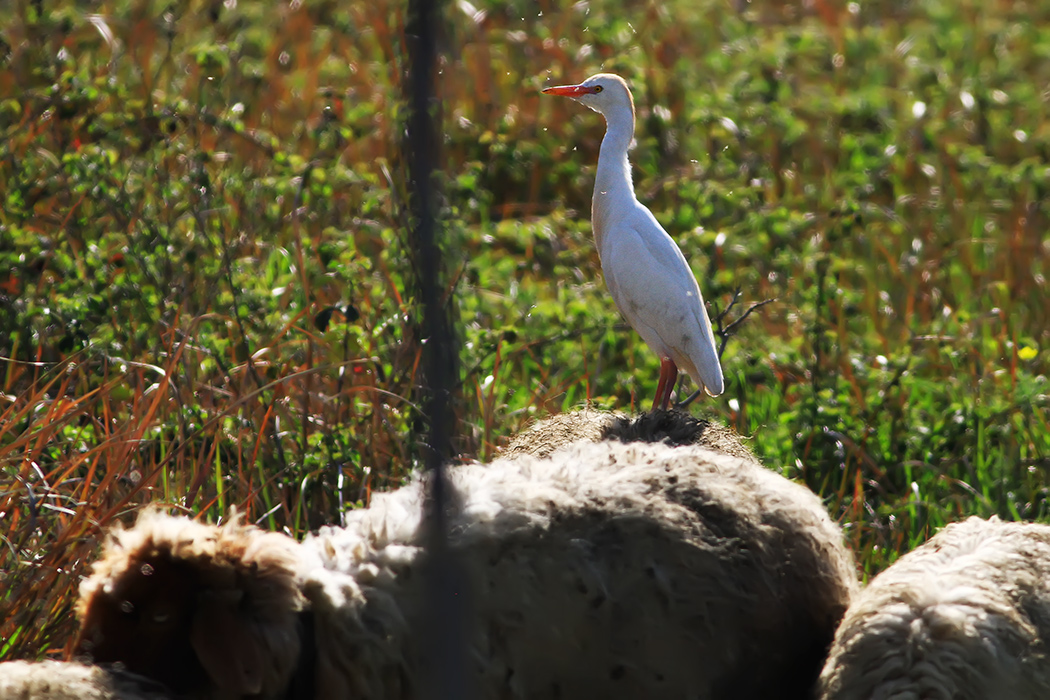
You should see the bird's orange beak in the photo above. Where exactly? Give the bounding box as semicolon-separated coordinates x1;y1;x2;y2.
542;84;597;97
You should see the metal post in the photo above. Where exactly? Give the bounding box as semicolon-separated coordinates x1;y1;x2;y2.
404;0;470;697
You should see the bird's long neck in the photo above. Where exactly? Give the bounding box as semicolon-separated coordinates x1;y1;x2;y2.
592;109;636;253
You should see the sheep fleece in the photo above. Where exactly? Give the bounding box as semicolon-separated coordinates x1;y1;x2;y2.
0;660;176;700
819;515;1050;700
503;408;758;463
81;440;857;699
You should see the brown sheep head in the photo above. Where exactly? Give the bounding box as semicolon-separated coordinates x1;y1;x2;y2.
74;509;305;699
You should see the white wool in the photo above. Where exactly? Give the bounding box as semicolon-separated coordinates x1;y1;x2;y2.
820;516;1050;700
0;660;175;700
75;435;857;700
298;440;857;700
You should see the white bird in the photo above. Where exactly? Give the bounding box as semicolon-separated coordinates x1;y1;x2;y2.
543;73;724;410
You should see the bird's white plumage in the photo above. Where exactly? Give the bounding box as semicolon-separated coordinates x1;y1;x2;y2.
602;213;722;394
544;73;724;403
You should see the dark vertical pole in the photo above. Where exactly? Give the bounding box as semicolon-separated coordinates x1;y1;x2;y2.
404;0;469;698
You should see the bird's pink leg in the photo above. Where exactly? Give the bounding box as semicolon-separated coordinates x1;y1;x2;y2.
653;358;678;411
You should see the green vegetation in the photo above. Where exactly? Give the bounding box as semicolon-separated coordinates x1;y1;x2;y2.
1;0;1048;659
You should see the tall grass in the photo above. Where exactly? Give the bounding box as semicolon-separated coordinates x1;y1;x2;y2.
1;0;1048;659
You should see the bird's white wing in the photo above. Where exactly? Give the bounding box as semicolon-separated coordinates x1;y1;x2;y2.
600;210;724;396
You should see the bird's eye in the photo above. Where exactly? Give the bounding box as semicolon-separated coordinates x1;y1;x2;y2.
594;85;604;93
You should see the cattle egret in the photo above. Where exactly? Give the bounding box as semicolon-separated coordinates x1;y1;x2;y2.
543;73;724;409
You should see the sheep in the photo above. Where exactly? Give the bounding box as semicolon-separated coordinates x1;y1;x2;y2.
819;515;1050;700
75;439;857;700
74;510;307;699
504;408;758;463
0;660;176;700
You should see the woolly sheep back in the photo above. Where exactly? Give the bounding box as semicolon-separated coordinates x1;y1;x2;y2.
75;439;856;700
819;516;1050;700
0;660;176;700
306;439;856;699
504;408;758;463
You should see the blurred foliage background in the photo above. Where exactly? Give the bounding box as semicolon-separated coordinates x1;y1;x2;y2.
1;0;1048;659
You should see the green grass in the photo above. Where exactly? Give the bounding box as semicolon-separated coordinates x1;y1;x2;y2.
1;0;1048;659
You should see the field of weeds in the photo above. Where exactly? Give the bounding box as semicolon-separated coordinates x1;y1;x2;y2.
1;0;1048;658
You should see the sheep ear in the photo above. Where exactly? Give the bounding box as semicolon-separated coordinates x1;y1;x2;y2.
190;593;265;695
